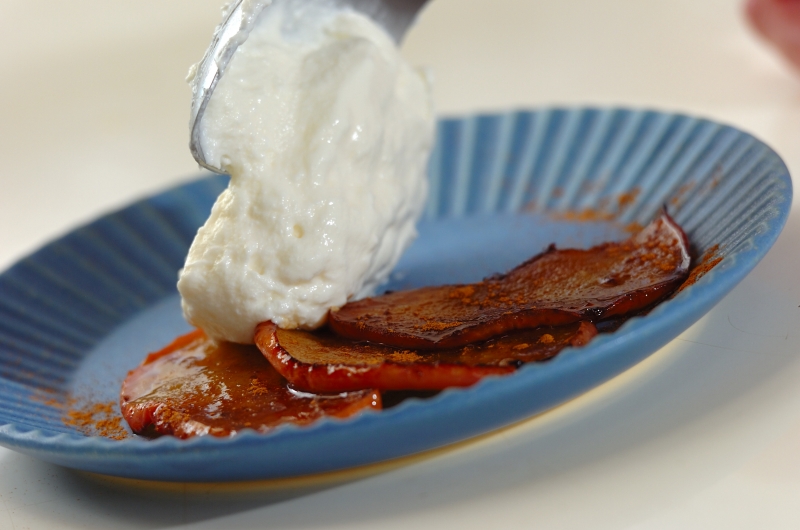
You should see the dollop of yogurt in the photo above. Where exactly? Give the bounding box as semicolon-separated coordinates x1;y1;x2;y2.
178;0;434;344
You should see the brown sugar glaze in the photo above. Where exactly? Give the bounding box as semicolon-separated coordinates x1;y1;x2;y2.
120;212;691;439
329;212;690;349
255;321;597;393
121;330;381;439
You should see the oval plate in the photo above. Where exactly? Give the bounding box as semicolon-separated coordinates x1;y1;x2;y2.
0;108;792;481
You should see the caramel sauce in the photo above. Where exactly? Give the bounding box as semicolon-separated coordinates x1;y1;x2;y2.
121;330;380;439
120;213;692;439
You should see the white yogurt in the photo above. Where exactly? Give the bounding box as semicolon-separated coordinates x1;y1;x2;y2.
178;0;434;344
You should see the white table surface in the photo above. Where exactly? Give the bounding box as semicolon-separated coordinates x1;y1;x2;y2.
2;0;800;528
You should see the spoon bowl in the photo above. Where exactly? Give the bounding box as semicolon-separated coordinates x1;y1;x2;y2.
189;0;429;174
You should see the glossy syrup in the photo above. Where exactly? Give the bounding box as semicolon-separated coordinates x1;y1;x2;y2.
121;330;380;438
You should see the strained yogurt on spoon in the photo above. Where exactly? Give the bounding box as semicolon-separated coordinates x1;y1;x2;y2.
178;0;434;344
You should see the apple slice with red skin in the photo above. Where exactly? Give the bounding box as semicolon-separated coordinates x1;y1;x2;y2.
254;321;597;393
328;212;690;349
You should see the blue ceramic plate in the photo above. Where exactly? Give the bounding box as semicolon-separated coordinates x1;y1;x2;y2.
0;108;791;482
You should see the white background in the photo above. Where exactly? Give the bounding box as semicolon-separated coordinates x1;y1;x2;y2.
1;0;800;528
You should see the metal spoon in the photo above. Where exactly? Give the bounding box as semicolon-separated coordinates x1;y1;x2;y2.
189;0;429;174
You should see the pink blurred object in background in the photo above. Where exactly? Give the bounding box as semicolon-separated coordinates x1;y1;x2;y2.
746;0;800;70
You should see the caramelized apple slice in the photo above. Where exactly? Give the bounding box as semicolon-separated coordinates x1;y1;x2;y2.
254;321;597;393
329;212;689;349
121;330;381;439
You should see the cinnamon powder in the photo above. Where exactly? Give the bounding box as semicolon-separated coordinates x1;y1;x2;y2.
62;398;128;440
677;244;723;293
